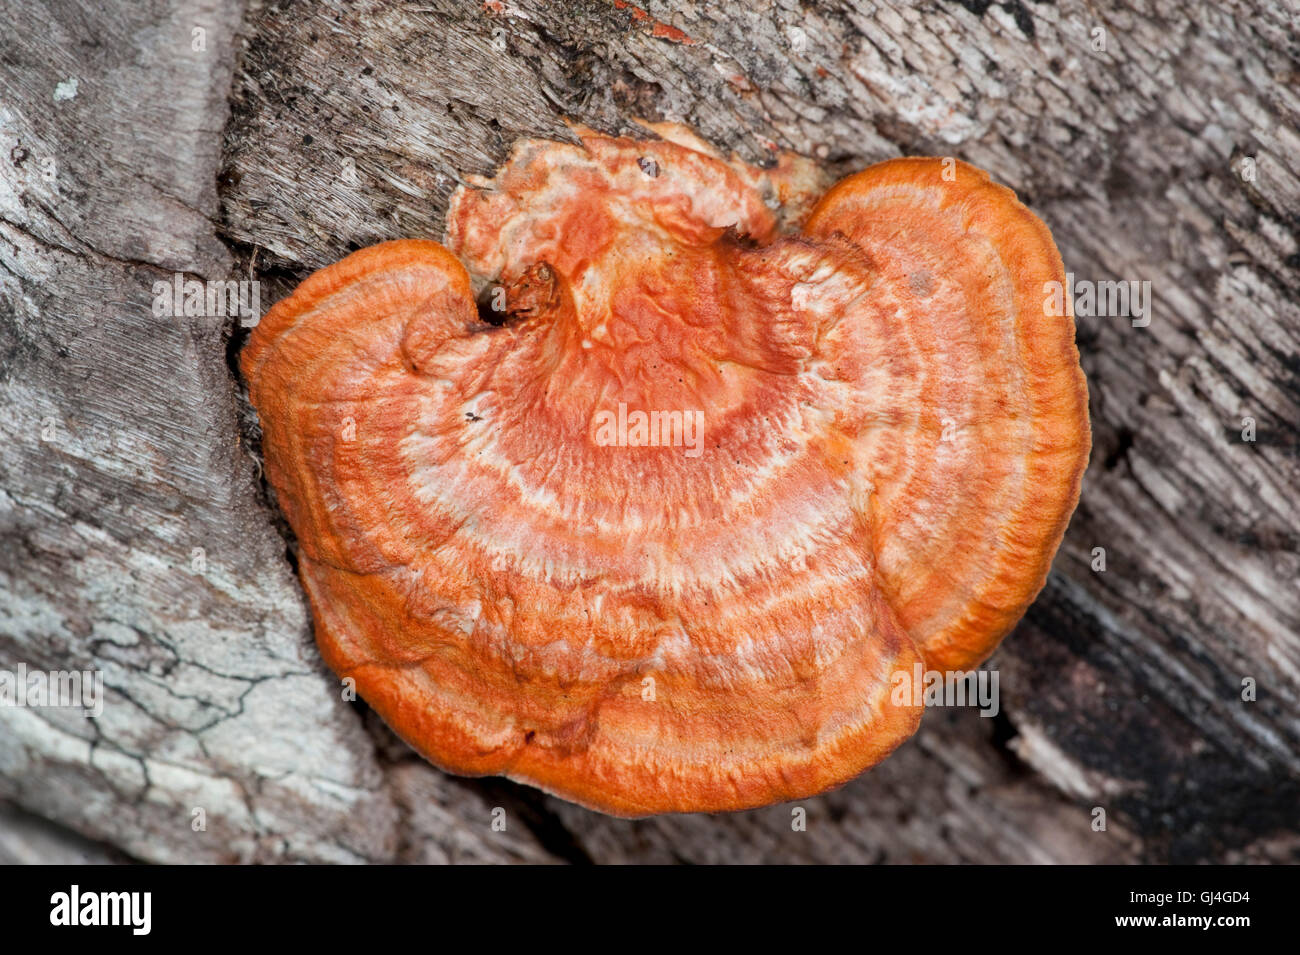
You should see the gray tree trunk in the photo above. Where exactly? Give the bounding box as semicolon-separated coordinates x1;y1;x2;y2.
1;0;1296;863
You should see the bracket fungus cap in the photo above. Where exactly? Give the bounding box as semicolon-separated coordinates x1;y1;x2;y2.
242;125;1089;816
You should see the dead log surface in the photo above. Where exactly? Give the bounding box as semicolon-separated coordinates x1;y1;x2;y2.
0;0;1297;863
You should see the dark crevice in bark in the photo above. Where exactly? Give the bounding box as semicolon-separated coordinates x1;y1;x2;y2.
458;777;596;866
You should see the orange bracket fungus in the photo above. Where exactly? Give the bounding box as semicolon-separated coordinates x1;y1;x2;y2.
241;123;1090;816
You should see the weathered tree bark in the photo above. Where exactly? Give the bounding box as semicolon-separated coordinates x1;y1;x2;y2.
1;0;1296;863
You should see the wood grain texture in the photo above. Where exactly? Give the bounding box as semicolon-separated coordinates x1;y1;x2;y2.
1;0;1297;862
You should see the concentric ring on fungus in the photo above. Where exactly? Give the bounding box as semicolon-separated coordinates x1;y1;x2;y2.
241;123;1090;816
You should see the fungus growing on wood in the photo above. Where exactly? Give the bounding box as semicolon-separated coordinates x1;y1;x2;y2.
241;124;1090;816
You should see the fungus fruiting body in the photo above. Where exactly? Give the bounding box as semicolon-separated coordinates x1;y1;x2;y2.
242;124;1090;816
